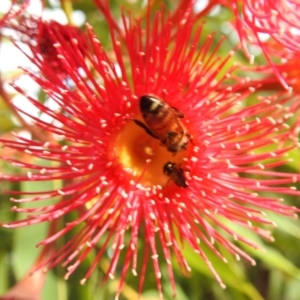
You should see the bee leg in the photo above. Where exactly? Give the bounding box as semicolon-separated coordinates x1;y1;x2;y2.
187;133;194;145
132;119;159;139
165;178;172;186
176;161;189;172
171;107;184;118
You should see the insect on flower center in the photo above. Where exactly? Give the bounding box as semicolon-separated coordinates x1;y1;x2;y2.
115;114;188;188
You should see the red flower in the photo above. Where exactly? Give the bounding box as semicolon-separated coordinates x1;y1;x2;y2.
249;46;300;92
228;0;300;88
1;2;300;298
0;0;30;29
5;15;88;76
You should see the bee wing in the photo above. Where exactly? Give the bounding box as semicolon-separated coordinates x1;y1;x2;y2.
133;119;159;139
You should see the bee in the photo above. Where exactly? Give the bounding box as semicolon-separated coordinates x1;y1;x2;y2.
163;161;188;188
132;95;191;154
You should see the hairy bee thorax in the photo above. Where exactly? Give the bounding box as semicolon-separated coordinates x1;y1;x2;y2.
134;95;192;154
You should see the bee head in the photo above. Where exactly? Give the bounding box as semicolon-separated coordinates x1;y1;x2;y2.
163;161;175;176
140;95;163;114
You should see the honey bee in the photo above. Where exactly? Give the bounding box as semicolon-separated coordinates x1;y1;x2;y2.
163;161;188;188
132;95;191;154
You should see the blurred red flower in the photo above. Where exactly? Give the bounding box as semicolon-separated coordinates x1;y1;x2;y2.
5;15;88;76
228;0;300;88
0;0;30;28
1;2;300;298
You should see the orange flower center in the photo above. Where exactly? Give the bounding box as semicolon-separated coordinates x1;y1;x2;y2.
114;117;187;188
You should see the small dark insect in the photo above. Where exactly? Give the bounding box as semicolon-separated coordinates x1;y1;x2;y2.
163;161;188;188
133;95;191;154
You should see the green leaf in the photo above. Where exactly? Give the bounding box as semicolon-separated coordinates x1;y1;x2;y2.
0;98;18;133
179;242;264;300
269;213;300;239
13;178;58;279
286;149;300;171
226;223;300;280
42;271;60;300
0;251;9;294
